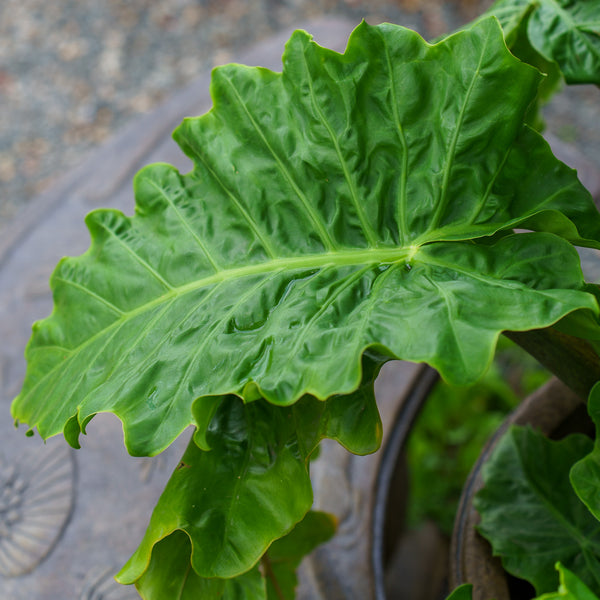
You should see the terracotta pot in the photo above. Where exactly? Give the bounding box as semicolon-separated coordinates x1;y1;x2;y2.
450;377;593;600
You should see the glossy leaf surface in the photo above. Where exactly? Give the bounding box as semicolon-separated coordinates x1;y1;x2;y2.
129;511;335;599
12;17;600;457
118;391;371;581
475;426;600;595
485;0;600;84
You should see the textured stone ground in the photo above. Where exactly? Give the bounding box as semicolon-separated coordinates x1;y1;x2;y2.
0;0;492;227
4;0;598;232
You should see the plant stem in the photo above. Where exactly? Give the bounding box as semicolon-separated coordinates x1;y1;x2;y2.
504;327;600;400
261;554;286;600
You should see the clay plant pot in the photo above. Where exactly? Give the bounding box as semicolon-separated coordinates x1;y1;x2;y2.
449;377;594;600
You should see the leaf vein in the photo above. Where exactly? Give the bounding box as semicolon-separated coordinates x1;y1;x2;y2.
299;51;378;247
381;31;410;246
52;276;125;316
145;178;222;271
221;72;338;252
287;264;375;360
426;275;469;373
97;217;174;291
468;144;513;225
187;149;279;260
431;29;490;230
352;263;402;349
168;270;287;411
44;319;129;431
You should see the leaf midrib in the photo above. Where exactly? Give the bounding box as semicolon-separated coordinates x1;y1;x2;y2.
116;246;415;320
19;246;414;409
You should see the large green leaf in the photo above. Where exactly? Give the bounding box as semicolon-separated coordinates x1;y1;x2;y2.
118;387;373;581
570;382;600;521
475;426;600;595
484;0;600;84
12;17;600;457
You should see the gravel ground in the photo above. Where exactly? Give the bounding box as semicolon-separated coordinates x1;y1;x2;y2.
0;0;491;224
1;0;598;227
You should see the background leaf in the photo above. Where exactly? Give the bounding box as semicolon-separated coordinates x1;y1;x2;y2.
570;382;600;521
528;0;600;85
263;511;336;600
444;584;473;600
134;531;266;600
536;563;600;600
131;511;335;600
484;0;600;84
118;386;375;581
475;426;600;595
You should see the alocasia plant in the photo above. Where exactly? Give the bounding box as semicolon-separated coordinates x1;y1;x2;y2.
10;9;600;599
